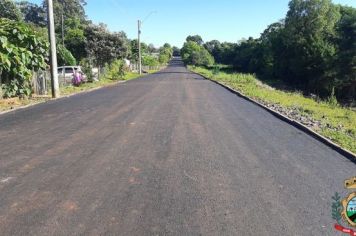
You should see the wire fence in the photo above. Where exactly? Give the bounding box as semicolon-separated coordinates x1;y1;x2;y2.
31;70;51;96
129;64;165;72
31;69;73;96
30;64;165;96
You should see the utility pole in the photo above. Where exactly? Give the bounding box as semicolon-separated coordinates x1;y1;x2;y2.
138;20;142;75
46;0;60;98
61;0;66;47
61;13;65;47
137;12;156;75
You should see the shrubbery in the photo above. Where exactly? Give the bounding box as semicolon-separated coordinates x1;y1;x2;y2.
0;18;48;98
80;58;94;82
142;54;159;67
103;59;126;80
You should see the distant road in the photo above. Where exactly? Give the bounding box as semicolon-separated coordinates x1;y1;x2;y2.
0;58;355;235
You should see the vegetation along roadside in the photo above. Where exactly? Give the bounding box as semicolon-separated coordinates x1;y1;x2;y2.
190;66;356;154
0;69;159;113
0;0;173;112
182;0;355;155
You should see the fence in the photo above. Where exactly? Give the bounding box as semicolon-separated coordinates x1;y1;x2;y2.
129;64;165;72
32;70;51;95
30;64;165;96
31;70;70;96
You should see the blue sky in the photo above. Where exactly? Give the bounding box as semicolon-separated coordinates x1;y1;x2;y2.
28;0;356;47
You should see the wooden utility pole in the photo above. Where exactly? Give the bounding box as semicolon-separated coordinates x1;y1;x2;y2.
46;0;60;98
138;20;142;75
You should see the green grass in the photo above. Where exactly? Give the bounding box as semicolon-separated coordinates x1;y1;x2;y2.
61;71;155;96
0;71;157;112
190;66;356;154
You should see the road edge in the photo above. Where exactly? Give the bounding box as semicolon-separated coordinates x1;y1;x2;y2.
192;71;356;163
0;69;165;116
0;80;129;116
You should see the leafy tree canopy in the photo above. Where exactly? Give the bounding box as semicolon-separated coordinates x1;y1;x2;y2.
17;1;46;27
186;35;203;45
181;40;214;66
0;0;23;21
85;23;129;67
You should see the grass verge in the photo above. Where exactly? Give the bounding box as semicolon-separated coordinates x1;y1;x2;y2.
189;66;356;154
0;71;157;113
60;71;147;95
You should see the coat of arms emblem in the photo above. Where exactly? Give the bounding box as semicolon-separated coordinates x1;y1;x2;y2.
333;177;356;235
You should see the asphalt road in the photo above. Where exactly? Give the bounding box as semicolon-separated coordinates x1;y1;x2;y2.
0;59;355;236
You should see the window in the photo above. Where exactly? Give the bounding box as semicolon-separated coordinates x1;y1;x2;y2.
65;68;74;74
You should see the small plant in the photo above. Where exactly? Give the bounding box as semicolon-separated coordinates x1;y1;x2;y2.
326;87;339;108
80;58;94;82
212;65;220;75
103;59;126;80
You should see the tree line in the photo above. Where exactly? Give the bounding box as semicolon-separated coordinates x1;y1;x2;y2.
182;0;355;102
0;0;173;97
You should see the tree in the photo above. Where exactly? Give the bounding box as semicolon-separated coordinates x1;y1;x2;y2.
0;0;23;21
158;43;173;64
186;35;203;45
129;39;139;63
140;42;149;54
172;46;180;56
64;17;86;61
42;0;87;29
17;1;46;27
204;40;221;58
218;42;236;65
259;21;286;78
57;44;77;66
42;0;88;60
232;37;261;73
335;6;356;100
148;44;158;54
85;23;129;68
129;39;149;64
282;0;341;95
181;41;214;66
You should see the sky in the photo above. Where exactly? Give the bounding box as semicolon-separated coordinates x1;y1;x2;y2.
28;0;356;47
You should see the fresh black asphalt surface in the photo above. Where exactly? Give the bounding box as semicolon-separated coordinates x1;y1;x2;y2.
0;59;355;235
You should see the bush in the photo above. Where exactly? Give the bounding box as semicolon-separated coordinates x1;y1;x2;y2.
79;58;94;82
1;79;31;98
57;44;77;66
327;88;339;108
158;54;170;64
103;59;126;80
142;54;159;67
0;18;48;98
